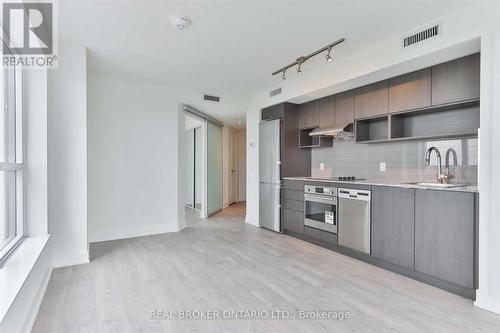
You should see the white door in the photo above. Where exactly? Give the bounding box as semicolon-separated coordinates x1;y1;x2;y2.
228;128;238;205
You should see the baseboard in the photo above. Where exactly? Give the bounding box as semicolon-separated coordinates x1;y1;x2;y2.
89;224;179;243
475;289;500;314
22;267;52;333
52;250;89;268
244;217;259;227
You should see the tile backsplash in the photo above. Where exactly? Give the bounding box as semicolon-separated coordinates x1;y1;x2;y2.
311;138;478;184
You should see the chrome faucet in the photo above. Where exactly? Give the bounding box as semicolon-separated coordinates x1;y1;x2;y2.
425;147;446;184
444;148;458;182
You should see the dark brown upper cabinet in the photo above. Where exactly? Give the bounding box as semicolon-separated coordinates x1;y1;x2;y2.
354;80;389;119
389;68;431;113
318;95;336;127
261;103;285;120
298;100;319;129
431;53;480;105
334;90;354;124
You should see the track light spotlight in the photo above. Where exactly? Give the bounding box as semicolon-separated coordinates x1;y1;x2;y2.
326;47;333;62
296;58;304;74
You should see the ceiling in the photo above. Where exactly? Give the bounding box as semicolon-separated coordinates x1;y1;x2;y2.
60;0;471;126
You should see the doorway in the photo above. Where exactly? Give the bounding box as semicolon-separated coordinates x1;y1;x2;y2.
184;113;205;214
183;108;224;219
223;126;246;210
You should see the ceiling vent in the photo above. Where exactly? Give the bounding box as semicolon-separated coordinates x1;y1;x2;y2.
270;87;282;97
403;25;440;47
203;94;220;102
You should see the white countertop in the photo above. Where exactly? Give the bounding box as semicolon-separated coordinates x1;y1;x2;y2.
283;177;479;193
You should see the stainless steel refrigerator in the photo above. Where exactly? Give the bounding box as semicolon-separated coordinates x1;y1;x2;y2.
259;119;281;232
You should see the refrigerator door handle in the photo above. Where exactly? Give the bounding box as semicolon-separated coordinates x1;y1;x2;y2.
275;160;281;183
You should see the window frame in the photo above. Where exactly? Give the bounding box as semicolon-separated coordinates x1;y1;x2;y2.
0;46;25;267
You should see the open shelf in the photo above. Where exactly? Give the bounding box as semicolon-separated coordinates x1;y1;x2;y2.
299;127;332;148
390;101;479;141
355;116;389;143
355;99;480;144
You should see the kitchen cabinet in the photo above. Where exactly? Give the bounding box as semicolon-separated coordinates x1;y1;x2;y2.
318;95;336;127
389;69;431;113
261;103;285;120
371;187;415;269
279;103;311;177
415;189;475;289
431;53;480;105
334;90;354;124
298;100;319;129
354;80;389;119
304;226;338;245
283;208;304;234
283;179;304;191
283;180;305;235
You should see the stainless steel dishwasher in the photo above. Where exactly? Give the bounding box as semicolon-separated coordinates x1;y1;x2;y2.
338;188;371;254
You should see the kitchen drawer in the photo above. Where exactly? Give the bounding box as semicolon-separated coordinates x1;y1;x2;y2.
283;209;304;234
283;199;304;212
283;179;305;191
304;226;338;245
284;189;304;201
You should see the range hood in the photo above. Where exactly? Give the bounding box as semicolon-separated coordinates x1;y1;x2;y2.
309;122;354;139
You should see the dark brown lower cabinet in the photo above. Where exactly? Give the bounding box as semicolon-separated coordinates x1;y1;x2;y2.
371;187;415;269
414;189;475;289
303;226;337;245
283;208;303;234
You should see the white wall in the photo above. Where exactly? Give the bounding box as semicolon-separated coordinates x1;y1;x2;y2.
47;42;89;267
475;30;500;314
87;73;184;241
246;1;500;314
237;130;246;202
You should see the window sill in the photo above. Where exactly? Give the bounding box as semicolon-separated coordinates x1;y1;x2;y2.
0;235;50;323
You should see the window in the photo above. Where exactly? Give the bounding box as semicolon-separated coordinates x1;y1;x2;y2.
0;62;24;266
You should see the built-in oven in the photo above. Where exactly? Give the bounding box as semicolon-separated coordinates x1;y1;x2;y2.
304;185;338;234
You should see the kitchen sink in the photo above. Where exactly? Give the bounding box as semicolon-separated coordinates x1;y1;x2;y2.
404;182;467;188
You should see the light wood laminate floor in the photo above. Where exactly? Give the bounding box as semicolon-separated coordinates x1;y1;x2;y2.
33;202;500;332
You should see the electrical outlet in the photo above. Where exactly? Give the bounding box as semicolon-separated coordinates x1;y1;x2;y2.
320;162;325;171
380;162;386;172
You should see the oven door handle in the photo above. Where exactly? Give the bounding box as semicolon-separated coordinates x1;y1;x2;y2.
304;194;337;204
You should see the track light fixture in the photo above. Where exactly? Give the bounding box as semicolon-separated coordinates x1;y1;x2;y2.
326;47;333;62
272;38;345;79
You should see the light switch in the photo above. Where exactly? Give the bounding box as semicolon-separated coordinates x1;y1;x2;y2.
320;163;325;171
380;162;386;172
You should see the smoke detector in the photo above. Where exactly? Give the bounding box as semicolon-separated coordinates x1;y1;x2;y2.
170;16;191;30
